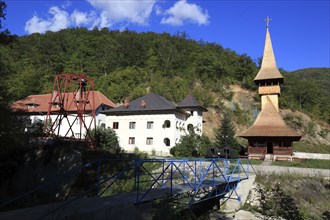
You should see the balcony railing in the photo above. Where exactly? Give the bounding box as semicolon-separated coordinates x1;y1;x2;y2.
258;85;281;95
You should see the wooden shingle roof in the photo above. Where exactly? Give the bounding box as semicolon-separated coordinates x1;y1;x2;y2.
239;97;301;140
254;28;284;83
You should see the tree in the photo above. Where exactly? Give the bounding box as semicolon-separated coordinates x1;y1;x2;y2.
170;130;211;157
28;118;44;137
214;113;240;157
0;1;6;30
92;127;122;154
199;135;212;157
0;1;12;44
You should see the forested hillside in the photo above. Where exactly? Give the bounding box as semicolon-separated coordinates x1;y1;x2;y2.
0;28;257;105
282;68;330;124
0;28;329;125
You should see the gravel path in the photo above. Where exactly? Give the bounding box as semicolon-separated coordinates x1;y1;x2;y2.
252;164;330;177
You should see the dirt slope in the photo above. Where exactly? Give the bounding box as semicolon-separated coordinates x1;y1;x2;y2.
202;84;330;145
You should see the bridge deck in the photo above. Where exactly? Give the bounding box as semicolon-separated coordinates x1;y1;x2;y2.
133;176;246;203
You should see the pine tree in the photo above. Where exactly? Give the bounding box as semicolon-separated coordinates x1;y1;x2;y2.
214;113;240;157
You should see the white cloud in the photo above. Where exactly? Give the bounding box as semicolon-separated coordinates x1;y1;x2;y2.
71;10;93;26
61;0;72;9
24;0;209;34
161;0;209;26
87;0;156;25
154;5;163;16
25;6;70;34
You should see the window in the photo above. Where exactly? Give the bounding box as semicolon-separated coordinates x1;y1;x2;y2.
164;138;170;146
27;104;36;109
255;142;265;147
163;120;171;128
129;137;135;145
129;122;136;129
147;121;154;129
101;123;105;128
113;122;119;129
146;137;153;145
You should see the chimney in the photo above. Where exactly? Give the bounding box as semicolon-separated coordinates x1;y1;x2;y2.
124;98;130;108
141;100;146;108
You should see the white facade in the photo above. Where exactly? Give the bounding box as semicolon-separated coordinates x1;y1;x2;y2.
105;108;204;156
29;112;106;138
181;109;204;135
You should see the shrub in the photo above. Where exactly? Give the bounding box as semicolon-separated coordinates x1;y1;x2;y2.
253;173;330;220
91;127;122;154
170;131;212;157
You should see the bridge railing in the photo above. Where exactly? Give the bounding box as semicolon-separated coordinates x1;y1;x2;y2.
94;158;255;203
0;158;255;218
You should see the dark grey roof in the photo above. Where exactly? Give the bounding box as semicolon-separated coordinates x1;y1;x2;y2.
178;93;207;112
103;93;184;115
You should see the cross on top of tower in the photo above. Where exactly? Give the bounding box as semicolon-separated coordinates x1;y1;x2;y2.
265;16;272;28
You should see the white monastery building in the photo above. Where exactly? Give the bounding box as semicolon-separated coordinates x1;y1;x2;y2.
102;93;207;155
13;91;207;155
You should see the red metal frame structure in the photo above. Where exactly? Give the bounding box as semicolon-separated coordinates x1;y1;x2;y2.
44;73;96;148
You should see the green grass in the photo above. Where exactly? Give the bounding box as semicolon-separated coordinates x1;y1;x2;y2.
272;159;330;169
293;141;330;154
240;159;263;165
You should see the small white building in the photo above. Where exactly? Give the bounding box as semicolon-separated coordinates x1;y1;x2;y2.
12;91;116;138
102;93;207;155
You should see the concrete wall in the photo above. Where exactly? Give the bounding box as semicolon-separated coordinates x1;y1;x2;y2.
1;146;83;211
0;195;153;220
293;152;330;160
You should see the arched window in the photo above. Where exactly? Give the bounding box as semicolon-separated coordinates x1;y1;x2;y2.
163;120;171;128
164;138;170;146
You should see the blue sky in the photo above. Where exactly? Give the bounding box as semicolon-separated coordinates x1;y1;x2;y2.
3;0;330;71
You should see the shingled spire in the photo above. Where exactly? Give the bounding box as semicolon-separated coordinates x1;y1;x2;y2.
254;17;283;83
239;17;301;159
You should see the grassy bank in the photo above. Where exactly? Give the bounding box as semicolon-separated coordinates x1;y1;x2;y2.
293;142;330;154
240;159;263;165
245;173;330;220
272;159;330;169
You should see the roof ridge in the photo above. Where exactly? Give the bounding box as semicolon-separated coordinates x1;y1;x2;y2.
103;92;180;113
177;93;207;111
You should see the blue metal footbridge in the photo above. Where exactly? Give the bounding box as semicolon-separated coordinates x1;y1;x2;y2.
0;158;255;219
